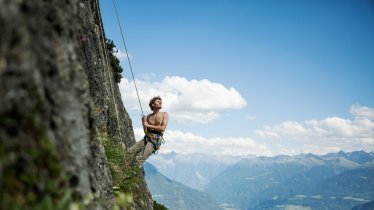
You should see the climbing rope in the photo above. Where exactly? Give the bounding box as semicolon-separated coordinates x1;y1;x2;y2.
93;1;137;208
112;0;145;117
94;0;124;143
109;2;152;208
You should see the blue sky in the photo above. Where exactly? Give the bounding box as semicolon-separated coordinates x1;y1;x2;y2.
99;0;374;156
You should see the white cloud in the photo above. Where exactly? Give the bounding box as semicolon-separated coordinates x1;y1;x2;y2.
133;128;272;156
350;104;374;119
113;48;131;61
255;105;374;154
256;121;308;138
138;73;157;81
119;76;247;123
245;115;257;121
127;104;374;156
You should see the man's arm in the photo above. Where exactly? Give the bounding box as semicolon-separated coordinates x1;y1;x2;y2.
143;112;169;133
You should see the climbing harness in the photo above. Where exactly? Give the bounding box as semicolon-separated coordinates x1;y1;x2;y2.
144;131;165;154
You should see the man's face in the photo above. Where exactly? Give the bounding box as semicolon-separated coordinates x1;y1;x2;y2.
153;99;162;110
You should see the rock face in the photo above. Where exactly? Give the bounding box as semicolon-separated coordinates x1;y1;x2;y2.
0;0;153;209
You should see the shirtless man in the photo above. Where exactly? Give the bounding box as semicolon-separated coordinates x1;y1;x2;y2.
126;96;169;167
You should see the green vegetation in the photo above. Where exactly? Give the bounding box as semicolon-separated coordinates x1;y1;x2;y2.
97;130;139;209
0;105;147;210
154;201;169;210
112;190;134;210
105;38;123;83
0;111;78;210
0;108;141;209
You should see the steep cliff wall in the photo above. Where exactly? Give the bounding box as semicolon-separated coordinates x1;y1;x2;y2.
79;1;153;209
0;0;152;209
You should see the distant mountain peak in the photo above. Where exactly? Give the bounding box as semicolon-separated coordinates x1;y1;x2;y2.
204;150;374;210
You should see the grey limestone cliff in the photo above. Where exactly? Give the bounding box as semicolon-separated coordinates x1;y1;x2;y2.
0;0;152;209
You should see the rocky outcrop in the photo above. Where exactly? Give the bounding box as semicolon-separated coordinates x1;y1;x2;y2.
0;0;152;209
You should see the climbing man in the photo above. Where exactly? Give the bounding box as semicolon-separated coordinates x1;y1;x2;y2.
126;96;169;167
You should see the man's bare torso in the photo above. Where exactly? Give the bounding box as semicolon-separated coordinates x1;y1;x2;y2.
147;112;167;133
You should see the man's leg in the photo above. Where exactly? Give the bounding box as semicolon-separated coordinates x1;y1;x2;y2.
126;139;145;166
134;140;155;167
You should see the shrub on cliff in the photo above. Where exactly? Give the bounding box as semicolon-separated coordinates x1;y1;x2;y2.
105;38;123;83
154;201;169;210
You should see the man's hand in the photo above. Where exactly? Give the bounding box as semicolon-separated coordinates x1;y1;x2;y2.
142;116;149;128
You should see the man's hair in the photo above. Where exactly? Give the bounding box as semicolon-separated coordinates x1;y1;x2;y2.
149;96;162;111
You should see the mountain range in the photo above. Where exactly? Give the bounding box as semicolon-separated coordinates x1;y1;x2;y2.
145;150;374;210
147;151;242;189
144;162;223;210
204;150;374;210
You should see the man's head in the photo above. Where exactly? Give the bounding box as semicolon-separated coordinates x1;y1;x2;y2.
149;96;162;111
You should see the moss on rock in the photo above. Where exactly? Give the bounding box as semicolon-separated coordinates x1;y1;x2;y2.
0;111;74;210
